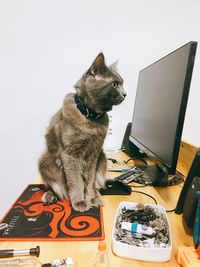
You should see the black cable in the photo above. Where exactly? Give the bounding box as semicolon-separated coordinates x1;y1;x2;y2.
131;188;176;212
126;157;148;165
107;158;118;164
165;208;176;213
125;158;134;164
132;189;158;204
108;156;148;165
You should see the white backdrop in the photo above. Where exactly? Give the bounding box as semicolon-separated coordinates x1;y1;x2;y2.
0;0;200;219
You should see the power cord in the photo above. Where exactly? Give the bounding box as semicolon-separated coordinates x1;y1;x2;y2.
165;208;176;213
107;157;148;165
126;157;148;165
131;188;158;204
131;187;177;212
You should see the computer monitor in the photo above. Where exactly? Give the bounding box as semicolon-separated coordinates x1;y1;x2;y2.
129;41;197;186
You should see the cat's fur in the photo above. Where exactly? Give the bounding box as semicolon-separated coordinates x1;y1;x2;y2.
39;53;126;212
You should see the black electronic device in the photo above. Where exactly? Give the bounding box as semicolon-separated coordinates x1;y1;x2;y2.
129;41;197;186
175;148;200;214
121;122;132;155
182;176;200;230
99;179;132;195
121;122;145;158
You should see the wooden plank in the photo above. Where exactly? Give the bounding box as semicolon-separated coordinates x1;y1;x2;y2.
177;140;199;177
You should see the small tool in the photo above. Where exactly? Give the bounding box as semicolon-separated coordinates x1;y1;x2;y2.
42;257;74;266
0;246;40;258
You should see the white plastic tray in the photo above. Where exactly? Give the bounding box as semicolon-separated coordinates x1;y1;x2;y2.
112;202;172;262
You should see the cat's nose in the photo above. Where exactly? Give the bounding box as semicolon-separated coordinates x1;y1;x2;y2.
120;87;126;99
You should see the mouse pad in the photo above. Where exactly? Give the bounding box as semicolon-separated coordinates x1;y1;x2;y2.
0;184;104;241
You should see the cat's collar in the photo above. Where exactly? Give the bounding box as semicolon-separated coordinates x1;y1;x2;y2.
74;94;105;121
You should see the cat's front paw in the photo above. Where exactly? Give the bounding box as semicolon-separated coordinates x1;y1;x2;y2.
91;192;104;207
42;190;58;205
72;200;91;212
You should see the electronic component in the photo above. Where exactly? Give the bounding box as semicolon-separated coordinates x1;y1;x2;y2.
113;167;143;184
108;165;135;172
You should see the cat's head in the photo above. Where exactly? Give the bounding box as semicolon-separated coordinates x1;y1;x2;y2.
74;53;126;113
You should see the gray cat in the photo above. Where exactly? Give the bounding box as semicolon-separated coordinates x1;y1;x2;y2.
39;53;126;212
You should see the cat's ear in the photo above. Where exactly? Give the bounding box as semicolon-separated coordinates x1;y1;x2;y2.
108;60;118;72
87;53;106;76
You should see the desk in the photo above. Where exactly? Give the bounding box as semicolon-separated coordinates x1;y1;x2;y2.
0;150;194;267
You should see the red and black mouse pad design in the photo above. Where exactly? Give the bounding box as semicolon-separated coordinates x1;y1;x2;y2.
0;184;104;241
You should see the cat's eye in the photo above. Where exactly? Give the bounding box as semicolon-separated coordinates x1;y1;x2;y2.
112;81;119;89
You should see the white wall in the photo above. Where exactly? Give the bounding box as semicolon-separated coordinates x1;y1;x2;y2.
0;0;200;219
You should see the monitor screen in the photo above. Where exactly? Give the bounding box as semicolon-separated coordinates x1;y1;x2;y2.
129;41;197;186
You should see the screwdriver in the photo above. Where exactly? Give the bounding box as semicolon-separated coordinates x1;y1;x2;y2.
0;246;40;258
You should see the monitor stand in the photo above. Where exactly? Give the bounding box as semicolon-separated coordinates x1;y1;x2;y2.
133;164;184;186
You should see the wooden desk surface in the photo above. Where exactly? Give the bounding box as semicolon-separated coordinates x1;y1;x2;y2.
0;151;194;267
